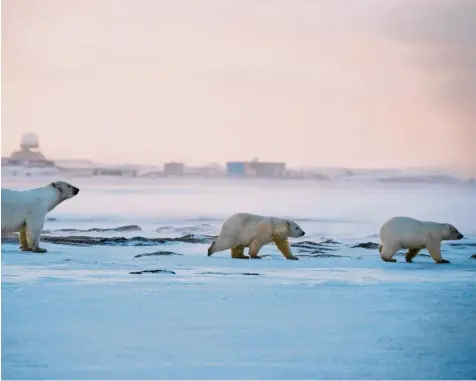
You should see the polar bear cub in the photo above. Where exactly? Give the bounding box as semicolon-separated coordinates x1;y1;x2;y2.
379;216;463;264
1;181;80;253
207;213;305;260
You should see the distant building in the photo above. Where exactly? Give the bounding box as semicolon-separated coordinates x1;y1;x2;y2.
185;165;224;176
92;167;137;177
250;161;286;177
163;162;184;175
54;161;141;177
226;162;247;176
226;159;286;178
4;132;55;167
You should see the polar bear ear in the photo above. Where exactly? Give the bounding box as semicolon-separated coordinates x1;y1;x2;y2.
443;224;453;235
51;182;62;193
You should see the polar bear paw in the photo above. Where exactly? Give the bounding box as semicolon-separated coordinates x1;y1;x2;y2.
32;247;48;253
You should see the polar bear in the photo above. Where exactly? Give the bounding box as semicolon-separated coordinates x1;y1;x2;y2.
378;216;463;264
207;213;305;260
1;181;80;253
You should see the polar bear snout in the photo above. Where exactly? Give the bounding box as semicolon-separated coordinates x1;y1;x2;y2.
444;223;464;241
66;185;80;199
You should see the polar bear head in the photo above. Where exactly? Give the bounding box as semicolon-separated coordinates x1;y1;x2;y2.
442;223;464;240
51;181;80;200
287;220;305;238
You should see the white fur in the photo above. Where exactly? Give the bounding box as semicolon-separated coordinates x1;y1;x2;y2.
1;181;79;252
379;216;463;264
208;213;305;260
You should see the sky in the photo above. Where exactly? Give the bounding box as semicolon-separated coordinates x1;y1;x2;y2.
2;0;475;172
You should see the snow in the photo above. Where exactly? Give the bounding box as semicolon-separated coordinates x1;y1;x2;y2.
2;178;476;379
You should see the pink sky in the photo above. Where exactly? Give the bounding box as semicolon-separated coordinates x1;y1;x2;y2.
2;0;474;172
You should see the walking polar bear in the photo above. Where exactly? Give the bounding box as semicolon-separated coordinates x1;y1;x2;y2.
1;181;80;253
207;213;305;260
379;216;464;264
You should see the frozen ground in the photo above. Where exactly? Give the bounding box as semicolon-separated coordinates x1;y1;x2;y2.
2;177;476;380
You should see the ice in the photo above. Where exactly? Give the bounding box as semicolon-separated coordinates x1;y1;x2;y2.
2;178;476;379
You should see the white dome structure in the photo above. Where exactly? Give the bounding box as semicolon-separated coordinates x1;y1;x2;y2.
20;132;39;150
9;132;52;165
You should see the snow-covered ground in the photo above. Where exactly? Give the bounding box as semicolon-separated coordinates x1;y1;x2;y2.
2;177;475;379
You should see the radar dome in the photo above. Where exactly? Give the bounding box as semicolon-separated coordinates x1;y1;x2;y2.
20;132;39;150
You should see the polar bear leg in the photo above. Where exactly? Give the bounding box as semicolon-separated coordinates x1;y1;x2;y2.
426;236;449;264
231;246;249;259
208;237;234;256
19;227;31;251
380;244;398;262
274;237;298;260
405;248;421;263
25;214;47;253
248;238;263;259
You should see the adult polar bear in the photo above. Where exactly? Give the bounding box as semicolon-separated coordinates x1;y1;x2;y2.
1;181;80;253
208;213;305;260
379;216;464;264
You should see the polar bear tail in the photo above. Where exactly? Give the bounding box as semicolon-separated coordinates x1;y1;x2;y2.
207;241;216;256
378;244;383;254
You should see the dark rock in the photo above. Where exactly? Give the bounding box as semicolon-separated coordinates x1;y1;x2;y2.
297;252;348;258
352;242;380;249
291;241;324;248
156;226;174;232
470;254;476;260
199;271;230;275
296;247;335;253
113;225;142;232
291;240;341;252
2;234;216;247
130;269;176;275
198;271;260;276
55;225;142;233
450;243;476;247
135;251;182;258
291;242;339;254
174;234;216;243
